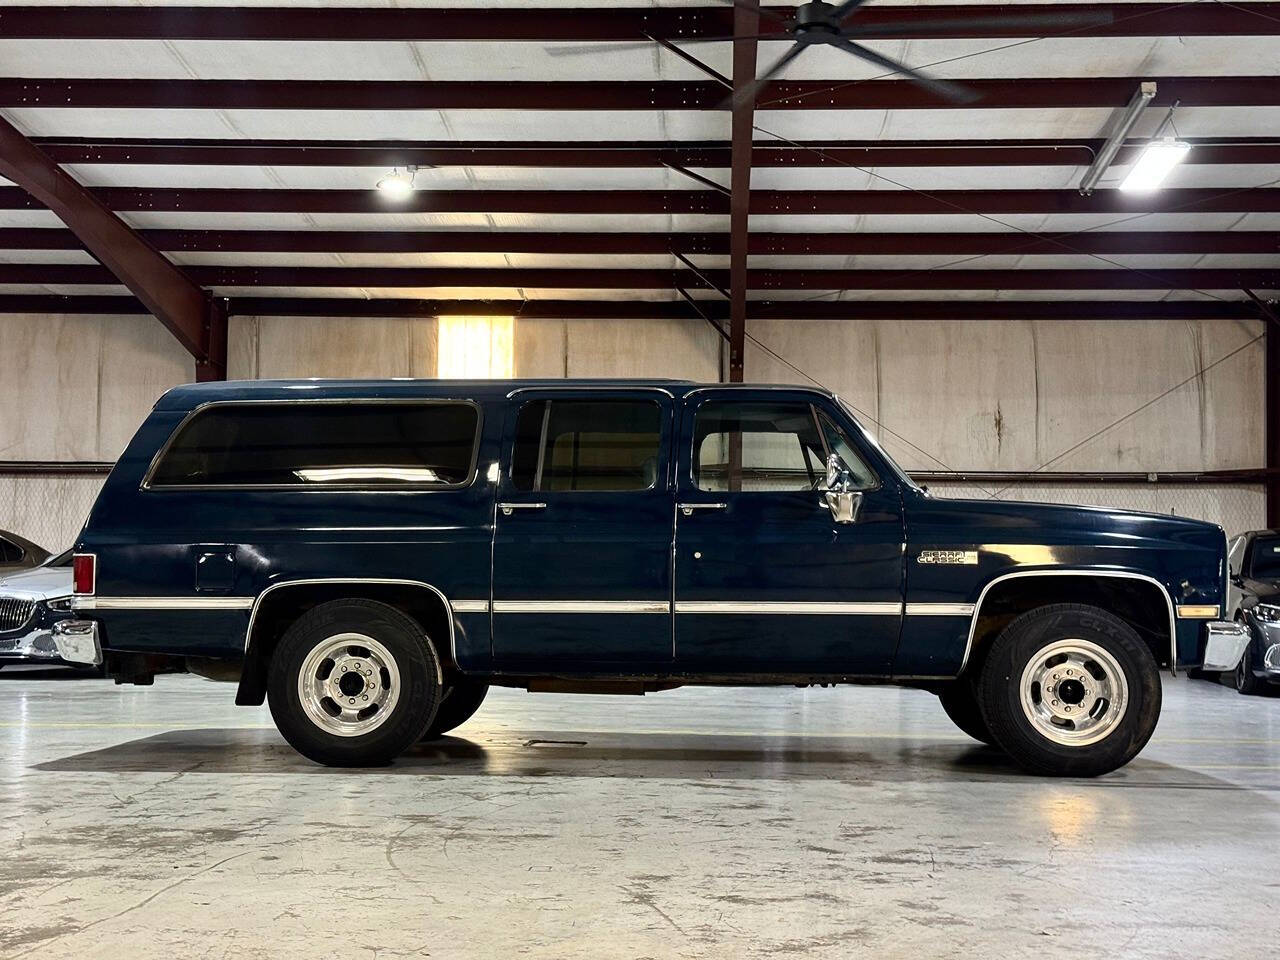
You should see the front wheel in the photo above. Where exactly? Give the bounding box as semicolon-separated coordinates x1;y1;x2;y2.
267;599;442;766
976;603;1161;777
1235;650;1263;695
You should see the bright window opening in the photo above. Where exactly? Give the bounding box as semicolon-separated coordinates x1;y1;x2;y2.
436;315;514;379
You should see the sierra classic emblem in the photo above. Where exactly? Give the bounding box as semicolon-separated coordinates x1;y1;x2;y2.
918;550;979;565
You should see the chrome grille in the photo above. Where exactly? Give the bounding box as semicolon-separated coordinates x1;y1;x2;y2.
0;597;36;632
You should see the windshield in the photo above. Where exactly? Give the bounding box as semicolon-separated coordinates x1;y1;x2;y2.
1250;537;1280;580
836;396;921;492
44;550;72;568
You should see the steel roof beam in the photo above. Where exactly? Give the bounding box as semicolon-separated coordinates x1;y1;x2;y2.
5;186;1278;215
3;77;1277;111
5;263;1275;291
1;4;1276;40
0;114;223;376
3;228;1274;256
31;137;1280;168
0;294;1263;322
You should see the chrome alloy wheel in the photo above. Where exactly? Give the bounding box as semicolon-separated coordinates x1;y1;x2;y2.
1019;638;1129;747
297;633;401;738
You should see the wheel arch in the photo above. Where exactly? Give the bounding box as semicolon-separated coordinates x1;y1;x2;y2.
961;570;1176;678
235;578;459;706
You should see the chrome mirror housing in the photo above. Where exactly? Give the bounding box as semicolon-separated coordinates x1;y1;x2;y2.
822;454;860;523
824;489;861;524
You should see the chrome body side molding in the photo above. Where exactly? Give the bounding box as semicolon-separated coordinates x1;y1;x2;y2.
675;601;903;615
77;596;255;611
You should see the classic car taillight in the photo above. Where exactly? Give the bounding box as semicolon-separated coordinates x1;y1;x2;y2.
72;554;96;595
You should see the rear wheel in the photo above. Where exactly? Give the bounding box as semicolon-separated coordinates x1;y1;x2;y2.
937;680;993;745
267;599;442;766
420;677;489;739
976;603;1161;777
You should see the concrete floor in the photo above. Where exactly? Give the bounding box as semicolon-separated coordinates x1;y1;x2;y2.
0;669;1277;960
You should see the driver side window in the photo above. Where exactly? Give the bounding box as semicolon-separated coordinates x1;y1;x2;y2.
692;400;875;493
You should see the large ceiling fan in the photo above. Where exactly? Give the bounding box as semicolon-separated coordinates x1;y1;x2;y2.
550;0;1115;108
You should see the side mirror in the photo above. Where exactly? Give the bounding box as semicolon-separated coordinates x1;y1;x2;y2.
824;489;862;524
822;454;860;523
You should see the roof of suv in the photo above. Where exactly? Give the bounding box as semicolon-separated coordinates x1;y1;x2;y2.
155;379;826;410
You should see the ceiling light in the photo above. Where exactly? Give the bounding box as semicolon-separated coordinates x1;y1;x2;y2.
376;165;417;198
1119;139;1191;192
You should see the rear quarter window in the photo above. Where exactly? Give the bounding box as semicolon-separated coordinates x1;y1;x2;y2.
147;401;479;488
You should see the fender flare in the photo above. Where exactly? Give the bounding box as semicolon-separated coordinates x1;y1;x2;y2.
960;569;1178;676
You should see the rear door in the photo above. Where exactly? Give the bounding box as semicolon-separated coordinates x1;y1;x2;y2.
490;389;675;668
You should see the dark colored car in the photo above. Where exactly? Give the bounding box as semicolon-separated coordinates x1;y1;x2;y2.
54;379;1231;776
0;551;75;668
0;530;50;572
1225;530;1280;694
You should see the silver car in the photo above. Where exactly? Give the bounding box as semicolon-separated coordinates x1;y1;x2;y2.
0;552;76;669
0;530;50;572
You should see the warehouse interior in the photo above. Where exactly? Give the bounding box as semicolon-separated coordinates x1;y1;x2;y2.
1;1;1278;957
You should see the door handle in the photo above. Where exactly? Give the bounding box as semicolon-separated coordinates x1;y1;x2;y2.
498;502;547;516
678;502;727;516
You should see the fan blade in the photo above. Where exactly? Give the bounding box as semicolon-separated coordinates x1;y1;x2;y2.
841;10;1115;39
826;37;978;104
725;42;809;111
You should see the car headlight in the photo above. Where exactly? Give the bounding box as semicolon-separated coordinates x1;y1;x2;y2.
46;597;73;612
1252;603;1280;623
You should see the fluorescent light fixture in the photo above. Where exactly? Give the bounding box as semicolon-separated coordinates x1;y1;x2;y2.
1119;139;1191;192
1078;81;1156;197
376;165;417;198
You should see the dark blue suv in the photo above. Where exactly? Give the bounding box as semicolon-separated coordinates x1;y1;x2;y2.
56;379;1233;775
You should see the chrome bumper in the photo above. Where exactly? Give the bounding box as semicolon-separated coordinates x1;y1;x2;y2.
51;620;102;666
0;627;62;661
1201;620;1250;672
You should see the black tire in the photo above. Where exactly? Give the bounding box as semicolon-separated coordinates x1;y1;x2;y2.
420;677;489;739
938;680;994;745
976;603;1161;777
1235;650;1263;695
267;599;442;767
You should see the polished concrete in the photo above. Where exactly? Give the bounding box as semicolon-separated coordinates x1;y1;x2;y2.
0;668;1276;959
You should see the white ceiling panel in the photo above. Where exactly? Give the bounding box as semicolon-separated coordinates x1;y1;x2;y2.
3;36;1279;82
0;250;96;265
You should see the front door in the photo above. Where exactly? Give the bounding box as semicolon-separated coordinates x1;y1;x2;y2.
491;390;675;668
673;390;905;674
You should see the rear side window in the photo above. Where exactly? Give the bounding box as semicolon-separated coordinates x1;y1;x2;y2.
148;402;479;488
511;399;662;492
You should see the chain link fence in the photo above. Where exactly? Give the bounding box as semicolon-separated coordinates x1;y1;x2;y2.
0;473;107;554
